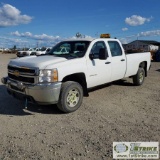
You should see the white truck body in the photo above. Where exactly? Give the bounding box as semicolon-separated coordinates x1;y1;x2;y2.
24;48;40;56
36;47;51;55
16;50;24;57
17;48;39;57
2;37;151;113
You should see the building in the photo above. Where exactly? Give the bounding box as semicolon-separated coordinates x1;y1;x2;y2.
124;40;160;52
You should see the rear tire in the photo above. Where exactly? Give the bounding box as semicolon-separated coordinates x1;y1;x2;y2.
133;68;145;86
57;81;83;113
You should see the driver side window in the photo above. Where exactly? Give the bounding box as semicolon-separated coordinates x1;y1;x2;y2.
91;41;106;58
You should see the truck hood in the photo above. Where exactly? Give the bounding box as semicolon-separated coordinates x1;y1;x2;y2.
9;55;67;69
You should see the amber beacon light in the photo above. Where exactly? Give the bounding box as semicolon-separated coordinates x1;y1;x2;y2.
100;34;110;38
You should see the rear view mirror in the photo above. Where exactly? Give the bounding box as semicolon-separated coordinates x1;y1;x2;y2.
99;48;108;60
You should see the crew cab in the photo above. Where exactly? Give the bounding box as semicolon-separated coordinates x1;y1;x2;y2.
1;35;151;113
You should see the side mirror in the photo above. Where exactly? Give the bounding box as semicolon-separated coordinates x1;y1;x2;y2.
99;48;108;60
89;53;95;60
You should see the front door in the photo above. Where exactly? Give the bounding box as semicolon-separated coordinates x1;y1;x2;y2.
86;41;112;88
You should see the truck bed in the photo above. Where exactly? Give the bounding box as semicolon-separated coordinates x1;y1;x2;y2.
125;52;151;77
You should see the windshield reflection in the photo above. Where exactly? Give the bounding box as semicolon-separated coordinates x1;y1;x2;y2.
48;41;91;58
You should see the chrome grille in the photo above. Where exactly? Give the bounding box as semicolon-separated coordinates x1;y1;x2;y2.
8;65;38;84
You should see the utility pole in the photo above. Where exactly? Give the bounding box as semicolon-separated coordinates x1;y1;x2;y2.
37;42;39;48
137;36;139;50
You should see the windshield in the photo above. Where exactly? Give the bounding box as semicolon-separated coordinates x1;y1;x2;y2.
47;41;91;58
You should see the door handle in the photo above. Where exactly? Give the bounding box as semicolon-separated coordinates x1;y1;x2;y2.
105;62;111;64
121;59;125;61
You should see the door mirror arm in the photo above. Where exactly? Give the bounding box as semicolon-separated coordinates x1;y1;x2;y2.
89;53;95;60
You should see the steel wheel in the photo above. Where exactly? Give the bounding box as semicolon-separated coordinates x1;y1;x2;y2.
67;88;80;107
139;70;144;83
57;81;83;113
133;68;145;86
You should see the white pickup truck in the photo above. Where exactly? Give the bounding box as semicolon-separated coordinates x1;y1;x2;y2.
17;48;39;57
1;36;151;113
36;47;51;56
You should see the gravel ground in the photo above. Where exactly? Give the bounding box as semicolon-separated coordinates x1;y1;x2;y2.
0;53;160;160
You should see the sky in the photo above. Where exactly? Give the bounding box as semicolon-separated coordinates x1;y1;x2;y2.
0;0;160;48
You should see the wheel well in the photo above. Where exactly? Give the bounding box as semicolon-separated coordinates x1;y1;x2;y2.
62;73;89;97
139;61;147;77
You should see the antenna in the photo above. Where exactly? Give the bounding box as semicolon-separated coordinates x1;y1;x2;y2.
76;32;82;38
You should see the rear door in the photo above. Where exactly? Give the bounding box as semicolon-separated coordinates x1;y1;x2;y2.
107;41;126;81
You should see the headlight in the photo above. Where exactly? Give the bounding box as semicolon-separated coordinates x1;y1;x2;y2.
39;69;58;83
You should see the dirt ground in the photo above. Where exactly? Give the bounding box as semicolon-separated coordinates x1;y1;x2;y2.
0;53;160;160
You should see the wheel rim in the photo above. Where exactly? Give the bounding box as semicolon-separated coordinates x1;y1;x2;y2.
139;71;144;83
67;88;80;107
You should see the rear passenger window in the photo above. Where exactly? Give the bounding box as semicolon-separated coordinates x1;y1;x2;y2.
108;41;122;57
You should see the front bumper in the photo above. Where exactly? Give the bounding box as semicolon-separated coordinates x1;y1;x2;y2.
1;77;62;105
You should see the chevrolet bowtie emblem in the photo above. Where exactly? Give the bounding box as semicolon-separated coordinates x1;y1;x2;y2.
13;70;20;77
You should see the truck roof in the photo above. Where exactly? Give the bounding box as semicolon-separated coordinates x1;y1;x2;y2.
62;37;116;42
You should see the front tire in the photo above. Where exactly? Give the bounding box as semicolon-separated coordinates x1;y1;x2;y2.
133;68;145;86
57;81;83;113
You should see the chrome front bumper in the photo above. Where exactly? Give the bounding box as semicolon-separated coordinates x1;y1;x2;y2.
1;77;62;105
